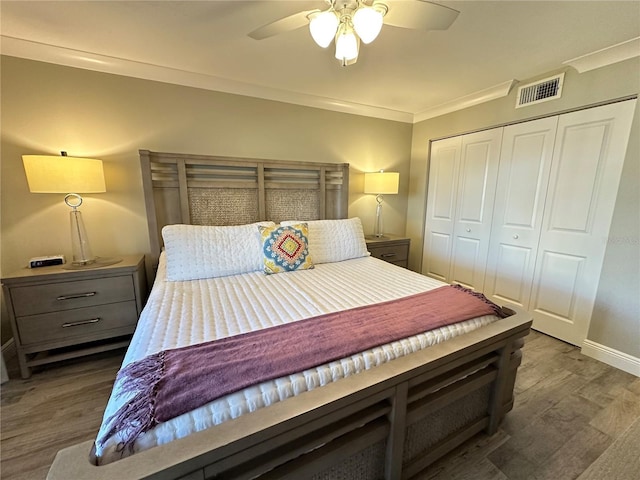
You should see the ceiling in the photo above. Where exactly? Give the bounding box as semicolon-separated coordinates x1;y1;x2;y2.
1;1;639;123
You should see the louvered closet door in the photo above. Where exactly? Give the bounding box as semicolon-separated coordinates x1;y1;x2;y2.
484;117;558;310
449;128;503;291
422;136;462;282
529;100;636;346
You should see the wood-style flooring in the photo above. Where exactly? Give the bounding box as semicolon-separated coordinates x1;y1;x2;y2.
416;330;640;480
1;330;639;480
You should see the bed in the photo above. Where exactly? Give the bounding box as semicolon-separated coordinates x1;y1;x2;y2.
47;150;532;480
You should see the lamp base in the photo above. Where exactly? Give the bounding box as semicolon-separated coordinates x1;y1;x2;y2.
63;256;122;270
365;234;392;241
73;257;96;267
373;195;384;238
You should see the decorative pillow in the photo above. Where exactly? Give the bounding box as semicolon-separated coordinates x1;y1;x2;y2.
259;223;314;274
280;217;369;264
162;222;275;281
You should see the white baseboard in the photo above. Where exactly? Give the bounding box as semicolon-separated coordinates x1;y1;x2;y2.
581;340;640;377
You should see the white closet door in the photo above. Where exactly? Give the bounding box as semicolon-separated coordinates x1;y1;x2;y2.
530;100;637;346
422;136;461;282
485;116;558;309
449;128;503;291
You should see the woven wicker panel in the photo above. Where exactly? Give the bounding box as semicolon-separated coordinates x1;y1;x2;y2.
265;189;320;223
310;440;387;480
188;188;259;225
403;384;491;462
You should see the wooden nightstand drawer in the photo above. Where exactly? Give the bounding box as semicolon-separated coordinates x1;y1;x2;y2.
10;275;135;317
17;301;138;345
369;244;408;263
365;235;411;269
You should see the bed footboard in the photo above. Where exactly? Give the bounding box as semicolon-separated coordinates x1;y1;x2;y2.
47;309;531;480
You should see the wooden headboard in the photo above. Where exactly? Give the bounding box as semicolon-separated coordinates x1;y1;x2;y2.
140;149;350;269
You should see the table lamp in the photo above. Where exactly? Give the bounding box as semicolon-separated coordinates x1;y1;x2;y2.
22;152;118;268
364;170;399;238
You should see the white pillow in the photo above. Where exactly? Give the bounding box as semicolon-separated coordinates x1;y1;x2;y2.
280;217;369;264
162;222;275;281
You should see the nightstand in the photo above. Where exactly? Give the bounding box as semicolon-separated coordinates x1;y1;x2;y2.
1;255;146;378
365;235;411;268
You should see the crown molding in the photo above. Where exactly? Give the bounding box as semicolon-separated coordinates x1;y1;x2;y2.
0;36;414;123
563;36;640;73
412;80;517;123
2;35;635;125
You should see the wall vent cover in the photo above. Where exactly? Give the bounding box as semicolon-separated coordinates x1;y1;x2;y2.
516;73;564;108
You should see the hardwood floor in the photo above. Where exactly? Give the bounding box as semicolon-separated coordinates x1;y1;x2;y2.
416;330;640;480
1;330;638;480
1;348;125;480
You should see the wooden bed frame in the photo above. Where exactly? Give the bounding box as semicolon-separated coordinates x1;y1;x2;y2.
47;150;532;480
137;149;350;283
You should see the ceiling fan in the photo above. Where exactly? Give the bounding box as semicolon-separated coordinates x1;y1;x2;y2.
248;0;460;66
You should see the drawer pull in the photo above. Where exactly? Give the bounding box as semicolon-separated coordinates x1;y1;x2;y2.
62;318;101;328
381;253;397;258
56;292;97;301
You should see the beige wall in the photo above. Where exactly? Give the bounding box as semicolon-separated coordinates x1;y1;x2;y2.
0;55;412;342
407;58;640;358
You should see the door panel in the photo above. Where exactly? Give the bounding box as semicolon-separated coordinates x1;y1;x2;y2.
532;250;584;321
530;100;636;345
485;117;557;310
432;148;458;220
449;128;503;291
491;244;531;307
547;124;607;233
422;136;461;280
458;142;493;222
450;236;482;289
423;232;451;281
502;132;554;229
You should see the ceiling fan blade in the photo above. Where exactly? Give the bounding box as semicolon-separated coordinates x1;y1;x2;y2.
248;9;320;40
383;0;459;31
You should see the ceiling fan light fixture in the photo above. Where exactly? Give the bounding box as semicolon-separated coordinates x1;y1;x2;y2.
352;4;386;44
308;10;339;48
249;0;459;67
335;22;359;65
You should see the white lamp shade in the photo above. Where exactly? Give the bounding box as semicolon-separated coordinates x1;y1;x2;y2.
309;10;339;48
353;6;384;44
335;24;359;62
364;171;399;194
22;155;106;193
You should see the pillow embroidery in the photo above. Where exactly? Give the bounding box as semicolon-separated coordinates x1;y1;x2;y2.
259;224;314;274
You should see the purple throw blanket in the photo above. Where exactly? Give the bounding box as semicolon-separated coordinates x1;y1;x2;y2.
100;284;507;453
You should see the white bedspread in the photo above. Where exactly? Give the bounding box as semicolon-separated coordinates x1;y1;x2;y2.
95;255;497;464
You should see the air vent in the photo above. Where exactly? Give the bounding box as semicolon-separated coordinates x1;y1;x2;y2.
515;73;564;108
